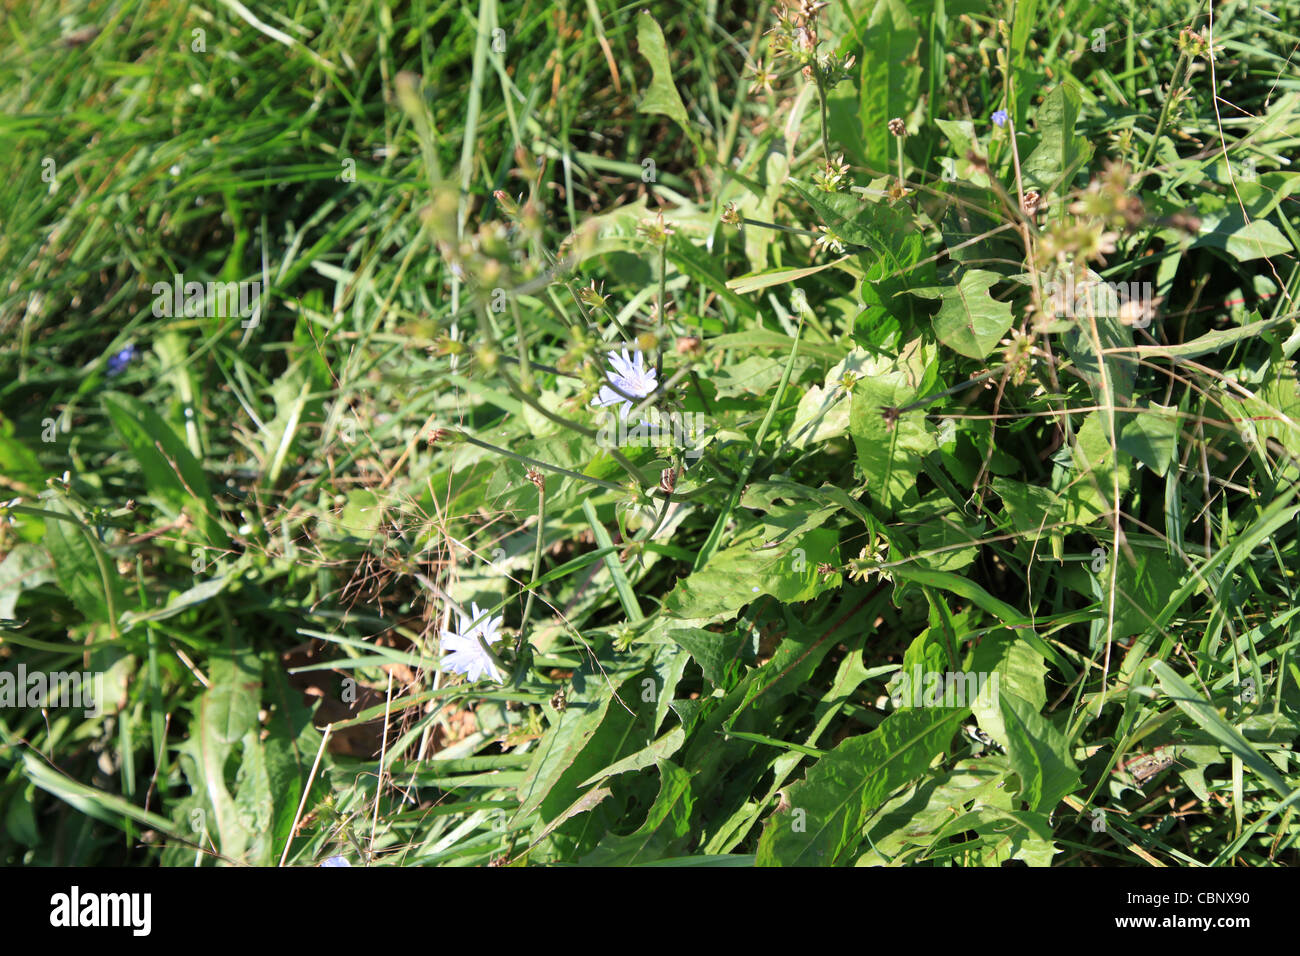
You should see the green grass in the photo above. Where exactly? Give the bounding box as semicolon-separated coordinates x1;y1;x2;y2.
1;0;1299;867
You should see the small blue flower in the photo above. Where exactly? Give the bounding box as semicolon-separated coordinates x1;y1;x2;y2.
991;109;1008;128
320;855;351;867
439;602;505;684
107;344;137;376
591;349;658;420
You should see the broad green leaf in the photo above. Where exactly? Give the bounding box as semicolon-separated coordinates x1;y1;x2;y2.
1197;215;1292;262
41;499;124;629
790;349;867;448
261;654;323;858
0;543;55;621
650;641;689;733
848;343;936;510
999;692;1081;812
968;629;1047;747
858;759;1012;865
527;786;614;854
933;120;986;188
102;391;226;547
792;182;922;278
1107;548;1183;643
635;12;694;146
577;727;686;787
1021;85;1093;193
1070;412;1132;519
1009;0;1042;78
184;635;263;863
203;639;262;748
664;525;840;618
578;762;693;865
908;502;984;572
513;665;634;822
755;707;966;866
232;729;275;865
662;625;745;686
992;477;1066;538
1052;269;1136;425
710;354;813;399
0;414;44;501
858;0;921;170
888;564;1074;677
1118;403;1179;476
909;269;1014;359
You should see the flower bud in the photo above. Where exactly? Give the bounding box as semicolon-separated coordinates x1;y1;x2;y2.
493;190;519;218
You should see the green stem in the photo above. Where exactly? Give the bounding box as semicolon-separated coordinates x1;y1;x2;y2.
815;73;832;162
656;241;667;381
457;434;625;491
516;485;546;657
10;503;120;638
1136;0;1209;178
510;300;532;392
1136;48;1192;177
494;359;645;482
693;309;805;572
740;217;820;238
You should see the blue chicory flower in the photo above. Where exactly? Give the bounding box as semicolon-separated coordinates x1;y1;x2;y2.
439;602;505;684
590;349;658;420
107;344;137;376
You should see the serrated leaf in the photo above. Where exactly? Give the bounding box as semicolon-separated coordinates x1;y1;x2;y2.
910;269;1014;359
755;707;966;866
858;0;921;170
848;345;936;511
1021;85;1093;193
858;759;1012;865
792;182;922;278
578;762;693;865
577;727;686;788
663;626;745;686
999;692;1081;812
513;666;633;822
635;12;692;141
664;525;840;618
